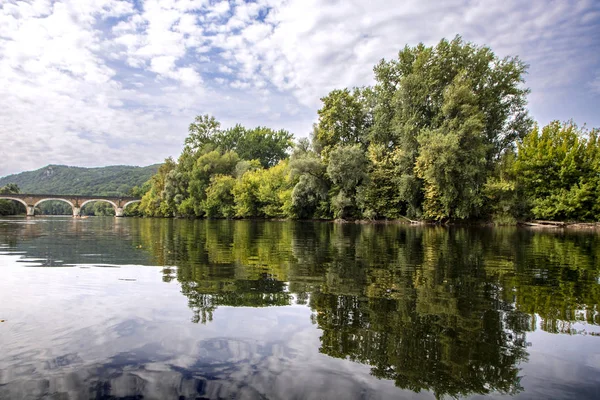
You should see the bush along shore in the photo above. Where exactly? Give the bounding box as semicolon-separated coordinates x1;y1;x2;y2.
132;37;597;225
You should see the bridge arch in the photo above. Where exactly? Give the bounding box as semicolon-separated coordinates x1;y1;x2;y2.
32;198;75;216
0;196;28;209
80;199;119;209
122;200;141;210
33;198;75;209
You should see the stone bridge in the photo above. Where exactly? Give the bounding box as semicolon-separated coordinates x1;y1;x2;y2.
0;194;141;217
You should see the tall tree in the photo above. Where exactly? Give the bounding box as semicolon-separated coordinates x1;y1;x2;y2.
185;114;221;152
182;149;240;217
327;145;369;219
414;74;488;220
140;158;178;217
315;87;373;156
217;126;294;168
371;36;532;218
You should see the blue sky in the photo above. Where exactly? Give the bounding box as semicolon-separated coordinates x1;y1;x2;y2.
0;0;599;176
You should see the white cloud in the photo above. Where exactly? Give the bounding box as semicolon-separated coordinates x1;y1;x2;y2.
1;0;599;177
150;55;177;75
218;64;234;74
230;80;250;90
207;0;230;18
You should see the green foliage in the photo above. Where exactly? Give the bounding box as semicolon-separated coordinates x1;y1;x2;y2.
0;184;25;215
369;36;532;219
304;36;532;221
326;145;368;218
387;36;531;159
357;144;404;219
290;175;329;219
327;145;368;193
315;87;372;156
513;121;600;221
203;175;236;218
82;202;115;216
0;183;20;194
185;149;240;217
36;201;72;215
140;114;296;219
234;159;262;178
414;74;487;220
256;161;293;218
232;161;293;218
217;125;294;168
185;114;293;168
185;114;221;152
140;158;178;217
483;151;524;224
288;145;331;219
232;168;262;218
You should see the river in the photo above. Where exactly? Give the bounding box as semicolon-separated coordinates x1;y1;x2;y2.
0;217;599;399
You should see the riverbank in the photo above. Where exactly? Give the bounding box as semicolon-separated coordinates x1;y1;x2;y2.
334;217;600;230
6;213;600;231
518;220;600;230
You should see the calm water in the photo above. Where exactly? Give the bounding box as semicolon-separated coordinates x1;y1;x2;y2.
0;217;599;400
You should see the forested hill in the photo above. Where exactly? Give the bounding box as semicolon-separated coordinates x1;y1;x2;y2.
0;164;160;196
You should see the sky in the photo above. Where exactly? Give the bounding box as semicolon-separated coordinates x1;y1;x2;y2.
0;0;599;177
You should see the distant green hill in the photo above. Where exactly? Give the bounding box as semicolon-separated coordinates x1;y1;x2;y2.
0;164;160;196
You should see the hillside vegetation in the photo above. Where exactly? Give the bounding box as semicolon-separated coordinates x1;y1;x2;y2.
0;164;160;196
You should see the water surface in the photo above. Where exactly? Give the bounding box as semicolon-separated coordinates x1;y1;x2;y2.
1;217;599;399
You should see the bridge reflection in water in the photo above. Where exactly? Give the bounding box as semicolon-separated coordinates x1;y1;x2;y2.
0;193;141;217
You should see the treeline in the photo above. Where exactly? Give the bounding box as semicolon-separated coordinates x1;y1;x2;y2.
0;184;25;215
137;36;598;222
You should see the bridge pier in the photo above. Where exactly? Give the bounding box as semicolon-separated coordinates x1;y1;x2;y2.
26;206;35;217
73;207;81;218
115;207;124;217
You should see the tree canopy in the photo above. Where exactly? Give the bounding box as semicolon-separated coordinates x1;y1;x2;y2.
137;36;597;223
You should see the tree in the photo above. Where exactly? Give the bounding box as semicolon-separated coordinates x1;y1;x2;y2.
184;149;240;217
483;151;523;224
186;115;293;169
233;168;262;218
414;74;488;220
357;144;405;219
288;145;330;219
217;126;294;168
0;183;24;215
203;175;236;218
0;183;20;194
185;114;221;152
371;36;532;218
137;37;570;223
315;87;373;156
232;161;293;218
326;145;368;219
256;161;293;218
513;121;600;221
140;158;178;217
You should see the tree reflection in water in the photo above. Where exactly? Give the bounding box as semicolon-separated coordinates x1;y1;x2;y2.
2;218;598;398
134;220;600;398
